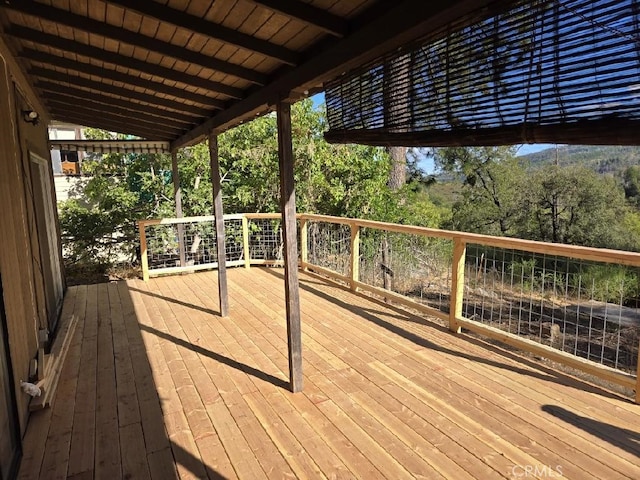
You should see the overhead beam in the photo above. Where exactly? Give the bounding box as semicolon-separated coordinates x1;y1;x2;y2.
9;26;244;99
276;101;303;393
104;0;299;66
32;70;211;118
38;84;197;126
0;0;266;84
47;104;183;138
45;96;187;133
25;55;225;110
172;0;493;148
48;110;173;140
249;0;348;37
207;134;229;317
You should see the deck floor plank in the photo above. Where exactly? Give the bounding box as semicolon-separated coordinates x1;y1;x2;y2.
393;350;636;479
195;276;373;479
232;270;522;478
153;275;276;480
18;268;640;480
218;294;379;478
218;274;512;477
93;283;122;480
17;286;81;480
38;285;86;480
67;284;97;478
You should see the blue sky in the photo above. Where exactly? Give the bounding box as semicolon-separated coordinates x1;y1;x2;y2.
516;144;556;156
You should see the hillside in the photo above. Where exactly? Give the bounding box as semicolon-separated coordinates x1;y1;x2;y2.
520;145;640;175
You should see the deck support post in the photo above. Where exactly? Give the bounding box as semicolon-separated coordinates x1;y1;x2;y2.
449;238;466;334
636;338;640;404
242;215;251;269
139;221;149;282
300;217;308;271
171;150;187;268
208;133;229;317
350;222;360;291
277;100;303;393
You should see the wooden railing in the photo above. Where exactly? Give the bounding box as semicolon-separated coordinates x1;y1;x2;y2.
139;213;640;402
138;213;282;281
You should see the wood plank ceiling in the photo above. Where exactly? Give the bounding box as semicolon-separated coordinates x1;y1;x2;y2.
0;0;488;149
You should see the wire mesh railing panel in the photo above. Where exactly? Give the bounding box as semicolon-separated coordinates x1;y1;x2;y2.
247;218;284;262
223;218;244;262
145;218;245;271
306;221;351;277
183;222;217;266
146;224;187;269
463;245;640;373
359;228;453;315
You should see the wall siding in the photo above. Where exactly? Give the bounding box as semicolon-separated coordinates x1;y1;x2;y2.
0;48;58;435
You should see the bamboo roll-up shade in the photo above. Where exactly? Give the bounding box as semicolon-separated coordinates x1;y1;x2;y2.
324;0;640;146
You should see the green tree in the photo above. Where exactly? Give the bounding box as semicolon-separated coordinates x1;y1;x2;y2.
59;100;446;268
521;166;629;248
623;165;640;208
436;146;525;235
434;147;635;251
60;130;174;264
213;100;395;217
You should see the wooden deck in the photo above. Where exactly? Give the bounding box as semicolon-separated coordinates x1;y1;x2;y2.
18;268;640;479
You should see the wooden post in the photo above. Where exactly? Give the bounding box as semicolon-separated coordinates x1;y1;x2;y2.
350;222;360;291
636;338;640;404
242;214;251;269
300;217;308;270
208;133;229;317
139;221;149;282
277;100;303;393
171;150;187;268
449;238;466;334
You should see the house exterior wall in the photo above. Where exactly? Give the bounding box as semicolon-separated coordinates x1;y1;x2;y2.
54;175;87;203
0;39;64;436
49;123;85;175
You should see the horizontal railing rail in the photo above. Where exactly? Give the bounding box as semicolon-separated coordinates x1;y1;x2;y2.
139;212;640;402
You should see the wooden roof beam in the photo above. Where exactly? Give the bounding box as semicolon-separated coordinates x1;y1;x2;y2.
22;49;226;110
30;68;212;118
248;0;348;37
46;101;185;136
40;87;197;126
48;110;174;141
0;0;266;85
9;26;243;99
104;0;299;65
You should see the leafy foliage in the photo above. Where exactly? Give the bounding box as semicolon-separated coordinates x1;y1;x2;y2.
59;101;444;267
521;166;628;248
433;146;636;251
59;130;175;264
572;265;639;304
436;147;526;236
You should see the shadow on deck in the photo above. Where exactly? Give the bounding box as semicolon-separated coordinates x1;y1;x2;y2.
18;268;640;479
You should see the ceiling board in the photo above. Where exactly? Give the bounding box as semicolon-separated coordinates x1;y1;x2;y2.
0;0;486;148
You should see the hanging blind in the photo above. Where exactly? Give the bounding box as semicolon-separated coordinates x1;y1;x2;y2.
324;0;640;146
49;140;170;154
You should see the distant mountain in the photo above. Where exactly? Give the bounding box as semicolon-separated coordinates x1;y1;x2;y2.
520;145;640;176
